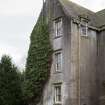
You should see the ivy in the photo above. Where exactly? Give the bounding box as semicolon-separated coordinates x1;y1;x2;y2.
23;16;53;105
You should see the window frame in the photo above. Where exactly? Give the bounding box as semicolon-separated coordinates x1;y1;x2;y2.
54;83;62;104
54;18;63;38
54;51;62;72
80;23;88;37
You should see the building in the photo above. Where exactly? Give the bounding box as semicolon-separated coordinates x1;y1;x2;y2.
35;0;105;105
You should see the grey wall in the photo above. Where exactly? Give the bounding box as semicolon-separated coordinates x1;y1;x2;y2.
70;21;80;105
70;21;98;105
43;0;72;105
97;31;105;105
42;1;99;105
80;29;98;105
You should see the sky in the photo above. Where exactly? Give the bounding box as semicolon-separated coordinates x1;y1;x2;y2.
0;0;105;70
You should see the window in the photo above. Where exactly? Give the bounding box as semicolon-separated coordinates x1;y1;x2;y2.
54;84;62;104
81;24;88;36
55;51;62;72
54;18;63;37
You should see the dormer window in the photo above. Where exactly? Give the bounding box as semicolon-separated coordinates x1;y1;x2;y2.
81;23;88;37
54;18;63;38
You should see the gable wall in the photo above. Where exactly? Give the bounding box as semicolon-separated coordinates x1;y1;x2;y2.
43;0;72;105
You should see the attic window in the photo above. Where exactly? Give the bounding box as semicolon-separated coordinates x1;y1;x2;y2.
54;18;63;38
81;23;88;36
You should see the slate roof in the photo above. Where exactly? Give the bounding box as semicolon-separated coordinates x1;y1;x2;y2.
96;9;105;27
58;0;105;28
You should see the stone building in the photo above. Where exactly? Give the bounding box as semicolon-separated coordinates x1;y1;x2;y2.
34;0;105;105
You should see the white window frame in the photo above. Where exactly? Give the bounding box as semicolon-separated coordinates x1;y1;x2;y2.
54;51;62;72
54;18;63;38
81;23;88;37
54;84;62;104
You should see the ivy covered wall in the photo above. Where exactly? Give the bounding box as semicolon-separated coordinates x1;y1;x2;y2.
23;15;53;105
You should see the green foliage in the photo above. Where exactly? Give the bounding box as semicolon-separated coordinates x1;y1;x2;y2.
0;55;23;105
23;17;53;104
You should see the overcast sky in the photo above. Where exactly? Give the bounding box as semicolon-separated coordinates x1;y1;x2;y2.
0;0;105;70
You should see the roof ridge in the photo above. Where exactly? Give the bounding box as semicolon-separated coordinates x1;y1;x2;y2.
96;9;105;14
58;0;105;27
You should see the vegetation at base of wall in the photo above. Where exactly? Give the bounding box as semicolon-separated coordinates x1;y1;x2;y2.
23;16;53;105
0;55;23;105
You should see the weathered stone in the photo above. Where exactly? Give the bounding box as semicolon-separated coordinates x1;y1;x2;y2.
33;0;105;105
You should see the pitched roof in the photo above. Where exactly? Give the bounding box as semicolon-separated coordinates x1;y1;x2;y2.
58;0;105;28
96;9;105;27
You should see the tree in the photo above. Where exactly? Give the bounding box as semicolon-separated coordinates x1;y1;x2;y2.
0;55;23;105
23;16;53;105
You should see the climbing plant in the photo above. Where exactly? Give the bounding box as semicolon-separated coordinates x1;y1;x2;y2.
23;15;53;105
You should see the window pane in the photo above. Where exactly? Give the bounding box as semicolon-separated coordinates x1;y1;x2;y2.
54;18;62;37
82;26;86;35
58;20;62;36
55;52;62;71
54;85;62;103
81;24;88;36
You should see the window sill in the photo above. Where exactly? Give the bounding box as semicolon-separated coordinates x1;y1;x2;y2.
54;104;62;105
54;102;62;105
54;71;62;74
81;35;89;38
54;35;62;39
